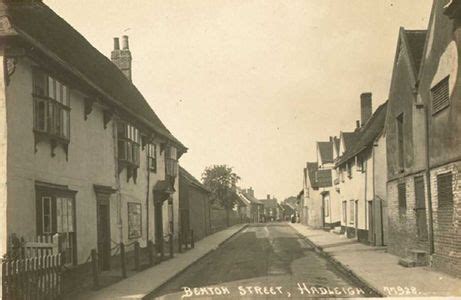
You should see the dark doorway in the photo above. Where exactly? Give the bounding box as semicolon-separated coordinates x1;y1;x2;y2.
155;201;164;251
97;201;111;270
414;176;428;241
368;201;374;244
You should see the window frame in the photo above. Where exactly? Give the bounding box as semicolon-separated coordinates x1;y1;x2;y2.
35;183;77;266
437;172;453;209
117;121;141;167
431;76;450;115
148;143;157;173
33;69;71;141
398;182;407;214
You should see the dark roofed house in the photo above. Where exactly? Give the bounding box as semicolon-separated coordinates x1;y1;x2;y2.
336;93;388;245
259;195;280;222
241;187;264;223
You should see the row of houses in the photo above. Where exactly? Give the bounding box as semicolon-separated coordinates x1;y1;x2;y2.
300;0;461;278
0;1;245;291
234;188;291;223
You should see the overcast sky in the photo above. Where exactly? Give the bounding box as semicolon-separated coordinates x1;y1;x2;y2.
44;0;432;201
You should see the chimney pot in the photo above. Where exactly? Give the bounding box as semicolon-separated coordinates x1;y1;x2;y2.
111;35;132;82
356;120;360;129
360;92;372;126
267;194;270;200
113;37;120;50
329;136;333;142
122;35;129;50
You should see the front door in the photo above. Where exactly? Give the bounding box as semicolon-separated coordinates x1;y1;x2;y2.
154;201;164;251
368;201;373;244
415;176;428;241
97;201;111;270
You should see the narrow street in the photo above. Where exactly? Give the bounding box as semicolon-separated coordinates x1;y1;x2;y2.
150;224;379;299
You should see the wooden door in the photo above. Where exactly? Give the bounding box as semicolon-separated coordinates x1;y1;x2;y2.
97;202;111;270
414;176;428;241
368;201;374;244
154;201;164;251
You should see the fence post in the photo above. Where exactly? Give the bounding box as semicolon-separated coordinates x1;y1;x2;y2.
169;234;174;258
52;233;60;255
191;230;195;249
147;240;154;266
120;242;127;278
91;249;99;289
134;241;140;271
177;232;182;253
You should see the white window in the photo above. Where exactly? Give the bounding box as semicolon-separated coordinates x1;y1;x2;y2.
33;69;71;140
42;196;53;234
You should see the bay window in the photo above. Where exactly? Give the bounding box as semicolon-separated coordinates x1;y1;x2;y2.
33;69;70;140
117;122;140;166
165;145;178;177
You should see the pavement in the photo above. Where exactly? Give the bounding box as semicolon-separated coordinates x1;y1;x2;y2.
289;222;461;298
75;224;247;300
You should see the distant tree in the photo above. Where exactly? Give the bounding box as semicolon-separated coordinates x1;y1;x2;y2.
202;165;240;227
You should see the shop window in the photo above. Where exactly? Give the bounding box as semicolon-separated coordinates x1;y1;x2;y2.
36;184;77;266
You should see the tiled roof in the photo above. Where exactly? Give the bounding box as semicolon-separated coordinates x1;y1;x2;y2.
403;30;427;76
1;1;186;151
317;142;334;164
179;167;210;193
337;101;388;166
342;132;359;152
241;190;262;205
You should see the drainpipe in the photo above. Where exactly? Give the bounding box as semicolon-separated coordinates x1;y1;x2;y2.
424;103;435;255
145;140;151;242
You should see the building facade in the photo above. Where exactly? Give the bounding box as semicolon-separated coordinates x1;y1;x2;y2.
336;94;388;244
0;0;186;274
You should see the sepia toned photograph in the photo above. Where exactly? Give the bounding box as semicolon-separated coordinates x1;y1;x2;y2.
1;0;461;299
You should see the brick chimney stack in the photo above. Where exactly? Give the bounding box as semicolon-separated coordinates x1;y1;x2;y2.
248;187;254;197
111;35;132;81
360;92;372;126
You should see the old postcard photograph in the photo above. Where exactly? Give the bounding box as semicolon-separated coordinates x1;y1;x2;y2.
0;0;461;299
